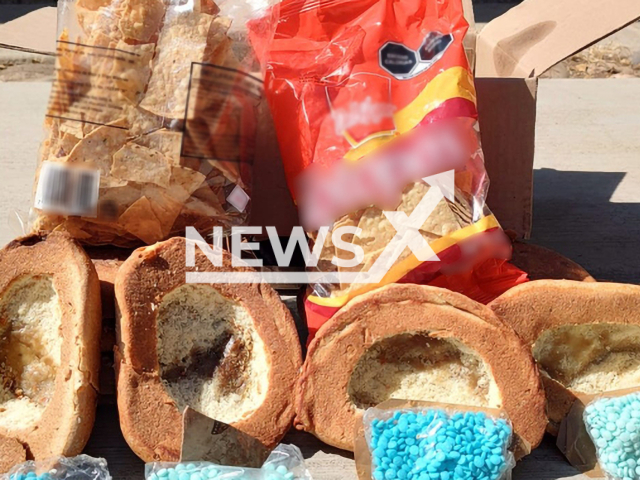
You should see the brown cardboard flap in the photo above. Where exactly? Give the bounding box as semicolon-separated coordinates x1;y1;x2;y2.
476;77;537;238
0;6;56;55
476;0;640;78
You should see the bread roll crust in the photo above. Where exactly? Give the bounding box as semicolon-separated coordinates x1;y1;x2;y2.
510;242;595;282
115;237;302;461
295;284;547;455
0;233;101;461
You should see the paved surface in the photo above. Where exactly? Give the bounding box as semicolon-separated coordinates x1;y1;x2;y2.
1;78;639;479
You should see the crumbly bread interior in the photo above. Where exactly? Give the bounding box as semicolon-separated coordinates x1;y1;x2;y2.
533;324;640;394
0;275;62;430
347;333;501;410
157;284;268;424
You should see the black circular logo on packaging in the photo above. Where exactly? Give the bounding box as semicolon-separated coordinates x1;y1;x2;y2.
379;32;453;80
379;42;417;76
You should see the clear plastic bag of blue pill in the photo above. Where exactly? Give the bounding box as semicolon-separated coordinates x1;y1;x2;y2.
2;455;110;480
145;444;312;480
356;400;516;480
571;388;640;480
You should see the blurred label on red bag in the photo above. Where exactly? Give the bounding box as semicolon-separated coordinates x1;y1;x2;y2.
248;0;516;337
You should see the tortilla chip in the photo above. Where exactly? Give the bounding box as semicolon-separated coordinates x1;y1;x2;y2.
111;143;172;188
119;196;164;244
98;183;142;219
451;189;474;225
50;31;89;117
117;0;165;43
41;119;82;160
58;121;85;140
315;212;363;275
141;185;184;237
54;221;94;240
169;166;207;201
76;6;121;40
53;27;154;127
385;182;463;240
196;0;220;15
328;210;366;286
455;170;474;194
76;0;111;10
122;104;166;136
202;159;243;185
140;10;215;118
204;16;232;65
191;183;225;211
66;124;128;175
110;42;155;104
134;130;182;165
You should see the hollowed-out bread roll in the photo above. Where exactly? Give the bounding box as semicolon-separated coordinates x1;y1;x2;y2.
510;242;595;282
490;280;640;435
0;233;101;465
115;237;302;461
295;284;547;456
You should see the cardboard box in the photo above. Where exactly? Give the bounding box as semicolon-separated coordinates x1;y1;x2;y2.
473;0;640;237
1;1;639;238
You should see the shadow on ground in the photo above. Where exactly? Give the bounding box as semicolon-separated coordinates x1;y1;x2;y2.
531;168;640;284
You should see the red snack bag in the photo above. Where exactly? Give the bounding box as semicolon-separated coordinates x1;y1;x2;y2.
248;0;522;339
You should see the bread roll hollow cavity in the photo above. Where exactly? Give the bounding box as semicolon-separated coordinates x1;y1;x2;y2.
348;333;501;410
0;275;63;430
156;284;269;423
533;323;640;394
0;233;101;465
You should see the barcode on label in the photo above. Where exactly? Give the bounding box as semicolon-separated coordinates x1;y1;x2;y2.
35;162;100;217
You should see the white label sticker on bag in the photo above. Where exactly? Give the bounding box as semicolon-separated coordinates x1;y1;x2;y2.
35;162;100;217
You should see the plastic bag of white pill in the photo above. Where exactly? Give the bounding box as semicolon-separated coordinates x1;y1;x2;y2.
145;444;312;480
581;389;640;480
2;455;111;480
355;400;516;480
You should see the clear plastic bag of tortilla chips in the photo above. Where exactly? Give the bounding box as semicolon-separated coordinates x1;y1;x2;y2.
29;0;270;246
